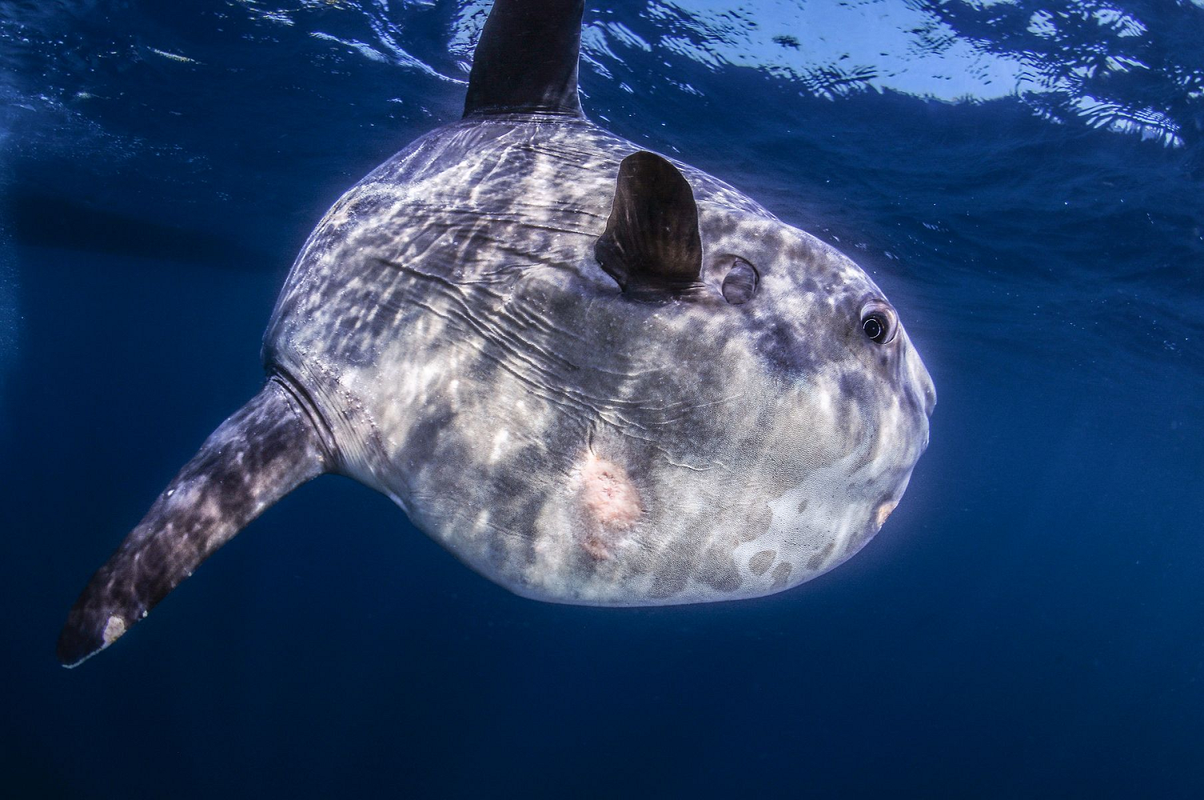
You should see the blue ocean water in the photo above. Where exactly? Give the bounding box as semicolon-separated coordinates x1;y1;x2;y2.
3;0;1203;796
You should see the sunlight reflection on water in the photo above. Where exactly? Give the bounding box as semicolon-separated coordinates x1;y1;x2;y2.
3;0;1199;154
224;0;1201;147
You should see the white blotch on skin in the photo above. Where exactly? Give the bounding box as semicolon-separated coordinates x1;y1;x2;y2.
816;383;834;417
488;429;510;463
102;615;126;646
474;508;491;537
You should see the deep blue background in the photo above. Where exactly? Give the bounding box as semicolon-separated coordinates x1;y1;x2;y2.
3;1;1203;797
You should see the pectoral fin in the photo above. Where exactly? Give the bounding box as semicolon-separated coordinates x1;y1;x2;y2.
594;151;703;293
57;379;330;667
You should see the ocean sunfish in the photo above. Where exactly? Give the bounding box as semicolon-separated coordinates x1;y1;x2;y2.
58;0;935;666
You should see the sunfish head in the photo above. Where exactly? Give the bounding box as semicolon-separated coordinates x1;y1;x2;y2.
685;199;936;589
460;149;939;604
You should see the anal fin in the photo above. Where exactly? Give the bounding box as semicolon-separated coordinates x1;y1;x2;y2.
56;378;330;667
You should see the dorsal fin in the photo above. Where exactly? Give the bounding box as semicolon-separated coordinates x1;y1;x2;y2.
463;0;585;118
595;151;703;293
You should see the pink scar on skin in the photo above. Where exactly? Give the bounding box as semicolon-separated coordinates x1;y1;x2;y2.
577;454;643;559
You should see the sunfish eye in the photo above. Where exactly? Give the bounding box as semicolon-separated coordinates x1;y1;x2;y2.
860;300;897;344
721;258;758;304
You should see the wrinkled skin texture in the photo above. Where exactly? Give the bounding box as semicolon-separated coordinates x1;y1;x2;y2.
56;1;937;669
265;114;936;605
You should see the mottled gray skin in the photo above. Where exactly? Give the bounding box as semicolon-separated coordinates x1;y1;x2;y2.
55;0;937;669
265;114;936;605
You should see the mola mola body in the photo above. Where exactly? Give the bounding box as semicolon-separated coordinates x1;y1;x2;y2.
58;0;935;667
